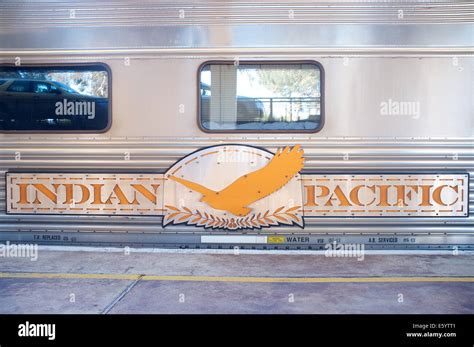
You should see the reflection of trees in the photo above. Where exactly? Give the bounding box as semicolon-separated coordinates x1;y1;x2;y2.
244;67;320;122
95;73;107;97
249;67;319;97
1;71;48;80
48;71;108;97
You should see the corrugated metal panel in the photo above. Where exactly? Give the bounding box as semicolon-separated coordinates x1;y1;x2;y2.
1;1;473;26
0;139;472;237
1;1;473;50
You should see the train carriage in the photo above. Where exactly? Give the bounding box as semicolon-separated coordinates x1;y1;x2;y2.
0;0;472;250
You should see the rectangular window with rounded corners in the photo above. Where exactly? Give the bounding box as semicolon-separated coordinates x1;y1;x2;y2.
0;64;111;132
198;61;323;132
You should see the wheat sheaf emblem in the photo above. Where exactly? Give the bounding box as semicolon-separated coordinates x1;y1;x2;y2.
164;205;302;230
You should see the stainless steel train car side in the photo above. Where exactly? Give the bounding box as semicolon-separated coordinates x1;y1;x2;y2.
0;0;472;249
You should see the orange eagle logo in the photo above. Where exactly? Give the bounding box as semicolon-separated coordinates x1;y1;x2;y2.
168;145;304;217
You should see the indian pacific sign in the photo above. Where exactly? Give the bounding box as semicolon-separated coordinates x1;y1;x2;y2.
6;144;469;230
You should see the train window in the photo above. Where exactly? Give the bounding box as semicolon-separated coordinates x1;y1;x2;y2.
198;61;323;132
0;64;111;132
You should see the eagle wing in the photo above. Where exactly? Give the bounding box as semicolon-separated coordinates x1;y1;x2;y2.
168;175;216;197
219;145;304;206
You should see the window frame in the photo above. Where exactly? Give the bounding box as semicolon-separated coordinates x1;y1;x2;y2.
0;62;112;133
197;60;325;134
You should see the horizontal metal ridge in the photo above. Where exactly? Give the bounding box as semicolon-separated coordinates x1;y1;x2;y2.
0;161;472;171
1;48;474;57
0;137;473;145
1;1;473;26
0;213;472;224
0;222;472;234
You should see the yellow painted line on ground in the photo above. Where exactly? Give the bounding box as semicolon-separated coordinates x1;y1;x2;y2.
0;272;141;281
0;272;473;283
141;276;474;283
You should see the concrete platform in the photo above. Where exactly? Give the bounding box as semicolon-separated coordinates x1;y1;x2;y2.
0;247;473;314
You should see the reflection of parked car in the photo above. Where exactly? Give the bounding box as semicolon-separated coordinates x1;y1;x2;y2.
0;79;108;130
200;82;265;124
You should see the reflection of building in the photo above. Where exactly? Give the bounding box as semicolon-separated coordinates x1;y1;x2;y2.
200;63;321;130
256;96;321;122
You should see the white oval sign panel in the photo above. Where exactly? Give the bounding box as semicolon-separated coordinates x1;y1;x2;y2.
163;145;304;230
